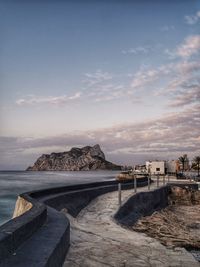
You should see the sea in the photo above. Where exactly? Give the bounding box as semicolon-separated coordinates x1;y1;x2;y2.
0;170;119;226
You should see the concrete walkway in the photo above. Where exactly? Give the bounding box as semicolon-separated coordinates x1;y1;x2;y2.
63;182;200;267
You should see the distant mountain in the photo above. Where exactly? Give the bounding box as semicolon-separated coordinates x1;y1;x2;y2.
26;144;122;171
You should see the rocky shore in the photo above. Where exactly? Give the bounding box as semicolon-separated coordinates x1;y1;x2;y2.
133;186;200;261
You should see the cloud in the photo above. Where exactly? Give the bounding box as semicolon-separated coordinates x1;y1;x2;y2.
169;85;200;107
83;70;112;86
164;49;176;59
0;104;199;168
17;35;200;107
167;60;200;105
122;44;163;55
93;89;124;102
122;46;151;55
94;84;124;101
130;55;200;109
176;35;200;58
68;92;82;100
131;69;159;89
164;35;200;60
87;82;140;103
131;65;172;89
16;92;82;106
160;25;175;32
15;83;134;106
175;60;200;74
132;59;200;92
185;11;200;25
153;59;200;107
82;69;139;103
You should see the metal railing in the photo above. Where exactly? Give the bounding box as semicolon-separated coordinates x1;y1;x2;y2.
118;173;171;206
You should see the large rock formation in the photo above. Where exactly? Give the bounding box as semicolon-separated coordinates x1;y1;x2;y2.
26;144;122;171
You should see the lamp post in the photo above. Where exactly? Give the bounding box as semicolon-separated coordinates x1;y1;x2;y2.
157;173;159;188
134;173;137;193
148;173;151;190
118;183;121;207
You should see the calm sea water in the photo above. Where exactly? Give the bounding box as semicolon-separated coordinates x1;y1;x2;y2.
0;170;119;226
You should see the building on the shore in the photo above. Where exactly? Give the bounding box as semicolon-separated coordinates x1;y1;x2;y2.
146;160;181;175
146;160;165;175
165;160;180;174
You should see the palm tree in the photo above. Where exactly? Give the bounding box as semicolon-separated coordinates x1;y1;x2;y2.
178;154;188;173
192;156;200;177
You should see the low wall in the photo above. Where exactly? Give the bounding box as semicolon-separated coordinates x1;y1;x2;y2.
43;178;148;217
0;193;47;264
114;183;199;227
114;186;170;226
0;177;148;267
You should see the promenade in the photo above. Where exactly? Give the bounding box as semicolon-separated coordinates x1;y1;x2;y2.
63;180;200;267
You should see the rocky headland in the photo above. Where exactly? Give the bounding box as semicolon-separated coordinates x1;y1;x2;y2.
26;144;122;171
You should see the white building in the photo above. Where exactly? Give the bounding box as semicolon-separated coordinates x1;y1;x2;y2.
146;160;179;175
146;161;165;175
146;161;152;173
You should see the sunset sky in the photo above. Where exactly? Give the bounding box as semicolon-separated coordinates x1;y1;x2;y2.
0;0;200;169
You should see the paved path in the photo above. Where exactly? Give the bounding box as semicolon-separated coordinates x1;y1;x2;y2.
63;183;200;267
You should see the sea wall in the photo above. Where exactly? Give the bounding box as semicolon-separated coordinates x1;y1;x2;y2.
114;183;199;227
43;179;148;217
0;177;148;267
0;193;47;264
114;186;170;226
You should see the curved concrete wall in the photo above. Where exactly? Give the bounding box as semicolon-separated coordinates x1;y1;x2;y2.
114;186;170;226
0;177;148;267
43;178;148;217
114;183;199;227
0;193;47;264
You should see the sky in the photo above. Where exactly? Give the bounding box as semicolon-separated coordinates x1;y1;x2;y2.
0;0;200;169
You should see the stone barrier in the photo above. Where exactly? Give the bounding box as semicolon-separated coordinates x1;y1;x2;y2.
0;193;47;264
114;186;170;226
114;182;199;227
